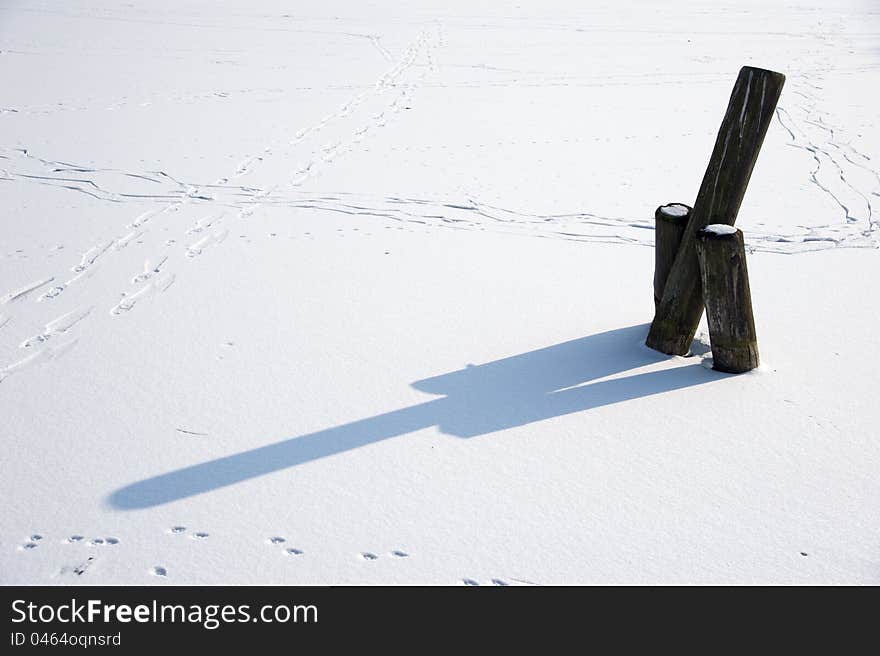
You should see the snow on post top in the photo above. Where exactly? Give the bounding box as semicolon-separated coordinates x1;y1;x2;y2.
701;224;738;237
659;203;689;218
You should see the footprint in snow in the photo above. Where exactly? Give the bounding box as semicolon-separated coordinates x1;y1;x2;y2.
216;341;235;360
360;552;378;561
151;566;168;577
169;526;207;540
285;548;304;556
391;550;409;558
40;285;65;301
462;578;479;586
72;556;96;576
60;555;97;577
267;536;286;545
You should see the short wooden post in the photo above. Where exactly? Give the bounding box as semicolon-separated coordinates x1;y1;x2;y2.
696;225;759;373
654;203;691;309
646;66;785;355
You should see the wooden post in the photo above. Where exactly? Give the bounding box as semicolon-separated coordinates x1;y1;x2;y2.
646;66;785;355
654;203;691;309
696;225;759;373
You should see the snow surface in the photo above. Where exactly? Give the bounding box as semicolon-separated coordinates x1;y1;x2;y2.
702;224;739;236
1;0;879;584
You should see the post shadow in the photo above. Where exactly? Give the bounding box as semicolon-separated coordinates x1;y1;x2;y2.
108;324;719;510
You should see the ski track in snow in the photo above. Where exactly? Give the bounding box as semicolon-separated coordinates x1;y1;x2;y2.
0;21;877;405
2;0;880;588
1;276;55;304
0;26;444;381
770;73;879;248
3;72;877;272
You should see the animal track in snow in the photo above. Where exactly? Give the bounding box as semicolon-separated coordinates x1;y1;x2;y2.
186;215;218;235
129;208;163;229
19;534;43;550
460;578;511;586
151;566;168;577
216;340;236;360
69;556;96;576
38;285;66;301
186;229;228;257
35;240;114;302
168;525;208;539
390;550;409;558
65;535;85;544
234;155;262;177
239;203;260;218
114;229;144;250
59;555;97;577
291;162;314;186
21;306;92;348
360;552;378;561
73;240;114;274
133;255;168;283
265;536;302;556
183;185;212;201
110;273;175;316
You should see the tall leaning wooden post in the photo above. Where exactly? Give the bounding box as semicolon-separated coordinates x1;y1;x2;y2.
646;66;785;355
696;225;759;373
654;203;691;309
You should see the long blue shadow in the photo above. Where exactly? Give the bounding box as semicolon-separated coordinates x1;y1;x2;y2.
109;324;719;509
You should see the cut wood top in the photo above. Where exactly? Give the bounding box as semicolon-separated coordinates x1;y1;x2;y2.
701;224;739;237
657;203;690;221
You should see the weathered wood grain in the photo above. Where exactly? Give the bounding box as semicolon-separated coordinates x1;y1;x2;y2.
696;226;759;373
646;66;785;355
653;203;691;309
